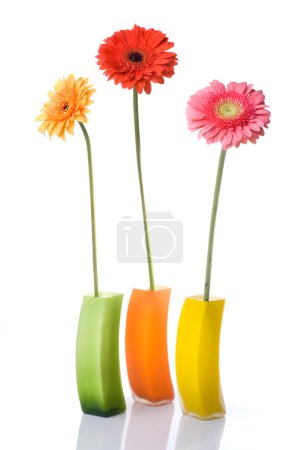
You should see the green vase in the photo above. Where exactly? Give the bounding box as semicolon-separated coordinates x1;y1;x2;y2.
76;292;126;417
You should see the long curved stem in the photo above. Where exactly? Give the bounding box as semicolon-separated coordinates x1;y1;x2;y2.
79;122;99;297
204;149;227;301
133;88;155;291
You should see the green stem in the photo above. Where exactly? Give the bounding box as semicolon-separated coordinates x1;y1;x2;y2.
133;88;155;291
79;122;99;297
204;149;227;301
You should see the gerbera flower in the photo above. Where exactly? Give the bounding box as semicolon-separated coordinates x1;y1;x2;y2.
96;24;177;94
36;74;95;140
187;80;270;150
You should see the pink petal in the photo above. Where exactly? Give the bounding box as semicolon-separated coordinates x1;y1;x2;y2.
243;126;253;138
221;131;232;146
228;82;248;94
210;80;226;93
234;128;243;140
248;122;261;132
249;90;264;105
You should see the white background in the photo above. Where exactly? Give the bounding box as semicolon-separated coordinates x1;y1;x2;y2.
1;0;301;448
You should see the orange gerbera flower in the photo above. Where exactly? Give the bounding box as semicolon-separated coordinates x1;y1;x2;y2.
36;74;95;140
96;24;177;94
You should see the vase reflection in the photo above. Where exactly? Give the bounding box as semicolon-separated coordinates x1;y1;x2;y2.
175;415;226;450
124;403;174;450
77;402;174;450
76;402;224;450
76;413;126;450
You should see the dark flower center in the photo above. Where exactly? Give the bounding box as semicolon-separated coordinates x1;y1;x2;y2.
62;101;69;112
128;51;144;63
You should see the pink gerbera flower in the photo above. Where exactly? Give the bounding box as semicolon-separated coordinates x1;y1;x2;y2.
186;80;270;150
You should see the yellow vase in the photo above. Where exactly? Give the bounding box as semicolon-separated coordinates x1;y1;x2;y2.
175;295;226;420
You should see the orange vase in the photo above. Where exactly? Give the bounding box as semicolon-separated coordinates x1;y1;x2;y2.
125;287;174;405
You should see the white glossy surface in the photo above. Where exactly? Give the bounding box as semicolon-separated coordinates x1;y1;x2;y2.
73;398;301;450
77;413;126;450
76;403;226;450
175;415;225;450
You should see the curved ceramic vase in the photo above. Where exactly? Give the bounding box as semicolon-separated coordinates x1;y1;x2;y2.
176;295;225;420
125;287;174;405
76;292;126;417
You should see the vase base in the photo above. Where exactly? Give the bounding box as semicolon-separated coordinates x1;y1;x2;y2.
81;405;126;418
182;408;225;421
132;392;174;406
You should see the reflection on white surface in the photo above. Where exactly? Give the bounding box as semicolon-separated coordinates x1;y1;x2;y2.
124;403;174;450
76;403;225;450
175;415;226;450
76;413;126;450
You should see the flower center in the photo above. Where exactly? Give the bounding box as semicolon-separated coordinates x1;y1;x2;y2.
62;101;70;112
128;51;144;63
218;101;240;118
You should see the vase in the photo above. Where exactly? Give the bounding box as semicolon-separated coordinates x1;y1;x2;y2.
176;295;225;420
76;292;126;417
125;287;174;405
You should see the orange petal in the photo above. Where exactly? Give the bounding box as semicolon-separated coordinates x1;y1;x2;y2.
66;120;75;135
54;121;66;136
80;107;90;114
38;122;49;133
54;79;64;93
35;113;46;122
76;115;88;122
66;74;75;89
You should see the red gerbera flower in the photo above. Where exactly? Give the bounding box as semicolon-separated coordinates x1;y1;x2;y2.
187;80;270;150
96;24;177;94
